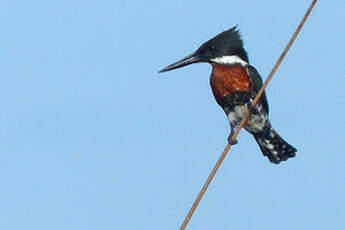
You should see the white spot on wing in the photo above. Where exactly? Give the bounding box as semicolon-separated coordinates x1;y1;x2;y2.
267;143;274;150
270;132;275;138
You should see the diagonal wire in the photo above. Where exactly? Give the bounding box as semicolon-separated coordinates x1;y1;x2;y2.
179;1;318;229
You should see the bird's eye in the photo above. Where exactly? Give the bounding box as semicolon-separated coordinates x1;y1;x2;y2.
210;45;216;52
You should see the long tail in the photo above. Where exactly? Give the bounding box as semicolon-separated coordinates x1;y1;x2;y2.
254;128;297;164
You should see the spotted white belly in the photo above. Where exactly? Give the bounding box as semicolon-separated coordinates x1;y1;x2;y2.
227;104;268;133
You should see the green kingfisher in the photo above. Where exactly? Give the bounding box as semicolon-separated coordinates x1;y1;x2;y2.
159;26;297;164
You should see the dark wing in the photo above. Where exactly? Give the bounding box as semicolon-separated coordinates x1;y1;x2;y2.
245;65;269;114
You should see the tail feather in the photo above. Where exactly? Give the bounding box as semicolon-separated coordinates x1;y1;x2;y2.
254;128;297;164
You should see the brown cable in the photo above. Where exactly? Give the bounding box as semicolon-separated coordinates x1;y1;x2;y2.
179;1;318;229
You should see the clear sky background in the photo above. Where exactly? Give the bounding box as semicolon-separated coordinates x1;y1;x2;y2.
0;1;344;229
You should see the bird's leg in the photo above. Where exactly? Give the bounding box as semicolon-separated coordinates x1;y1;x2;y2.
227;123;238;145
247;103;259;115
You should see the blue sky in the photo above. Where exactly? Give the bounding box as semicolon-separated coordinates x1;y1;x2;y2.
0;0;344;229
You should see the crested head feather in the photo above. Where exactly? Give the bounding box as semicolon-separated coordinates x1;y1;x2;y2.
211;26;244;48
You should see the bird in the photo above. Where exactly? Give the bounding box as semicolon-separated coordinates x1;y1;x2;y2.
159;26;297;164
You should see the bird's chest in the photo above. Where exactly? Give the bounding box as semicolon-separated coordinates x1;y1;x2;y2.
210;64;252;104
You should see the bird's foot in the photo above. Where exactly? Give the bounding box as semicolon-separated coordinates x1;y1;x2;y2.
227;136;238;145
247;104;259;115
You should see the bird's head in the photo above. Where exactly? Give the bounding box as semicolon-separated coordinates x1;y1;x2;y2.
159;26;248;73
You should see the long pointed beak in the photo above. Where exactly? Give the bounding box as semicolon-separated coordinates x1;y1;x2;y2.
158;52;203;73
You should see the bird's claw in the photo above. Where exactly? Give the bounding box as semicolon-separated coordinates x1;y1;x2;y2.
227;136;238;145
